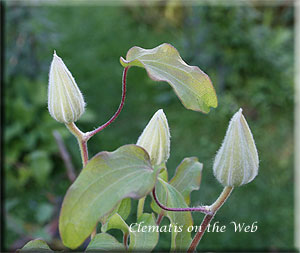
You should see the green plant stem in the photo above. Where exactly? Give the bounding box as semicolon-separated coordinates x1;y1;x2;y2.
66;122;89;167
187;186;233;253
137;197;146;219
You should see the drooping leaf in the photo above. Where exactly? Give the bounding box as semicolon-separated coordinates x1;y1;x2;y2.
128;213;159;251
101;213;129;235
59;144;160;249
86;233;125;252
170;157;203;205
151;178;193;251
120;43;217;113
18;239;52;252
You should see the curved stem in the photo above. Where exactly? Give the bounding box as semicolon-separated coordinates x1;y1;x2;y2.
65;67;129;166
66;122;88;167
152;188;210;214
65;68;129;241
85;67;129;140
187;186;233;252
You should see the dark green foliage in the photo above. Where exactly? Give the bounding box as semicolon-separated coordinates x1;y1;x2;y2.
4;3;293;252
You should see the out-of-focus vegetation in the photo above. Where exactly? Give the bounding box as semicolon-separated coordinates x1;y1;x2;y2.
4;2;294;251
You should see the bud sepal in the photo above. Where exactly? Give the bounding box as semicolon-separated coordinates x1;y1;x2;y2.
48;51;85;124
136;109;170;166
213;108;259;187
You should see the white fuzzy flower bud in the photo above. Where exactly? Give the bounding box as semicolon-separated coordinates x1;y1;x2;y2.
213;108;259;187
137;109;170;166
48;51;85;123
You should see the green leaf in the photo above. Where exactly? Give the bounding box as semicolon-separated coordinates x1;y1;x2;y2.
120;43;217;113
101;213;129;235
99;197;131;225
99;201;120;225
101;213;159;251
59;144;160;249
151;178;193;251
99;197;131;226
18;239;52;252
117;198;131;221
170;157;203;205
156;163;168;182
129;213;159;251
86;233;125;252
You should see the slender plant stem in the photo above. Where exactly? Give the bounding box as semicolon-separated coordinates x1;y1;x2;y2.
65;122;88;167
64;67;129;166
156;213;164;225
64;67;129;240
187;186;233;253
85;67;129;140
137;197;146;219
152;188;210;214
123;233;129;250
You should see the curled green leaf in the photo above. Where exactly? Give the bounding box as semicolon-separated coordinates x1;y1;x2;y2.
120;43;217;113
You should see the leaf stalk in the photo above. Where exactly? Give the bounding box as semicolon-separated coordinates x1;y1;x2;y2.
152;188;210;214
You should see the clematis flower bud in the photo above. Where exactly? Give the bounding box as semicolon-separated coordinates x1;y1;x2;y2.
48;51;85;124
137;109;170;166
213;108;259;187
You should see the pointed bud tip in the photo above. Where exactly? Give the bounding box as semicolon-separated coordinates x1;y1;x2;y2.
154;109;166;120
137;109;170;166
233;108;243;119
52;51;62;63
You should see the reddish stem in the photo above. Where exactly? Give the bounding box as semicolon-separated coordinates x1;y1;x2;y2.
123;233;128;250
152;188;210;214
86;67;129;139
187;214;214;253
156;213;164;225
81;140;89;166
187;186;233;252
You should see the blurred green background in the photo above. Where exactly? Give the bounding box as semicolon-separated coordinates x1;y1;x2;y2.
4;1;294;251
